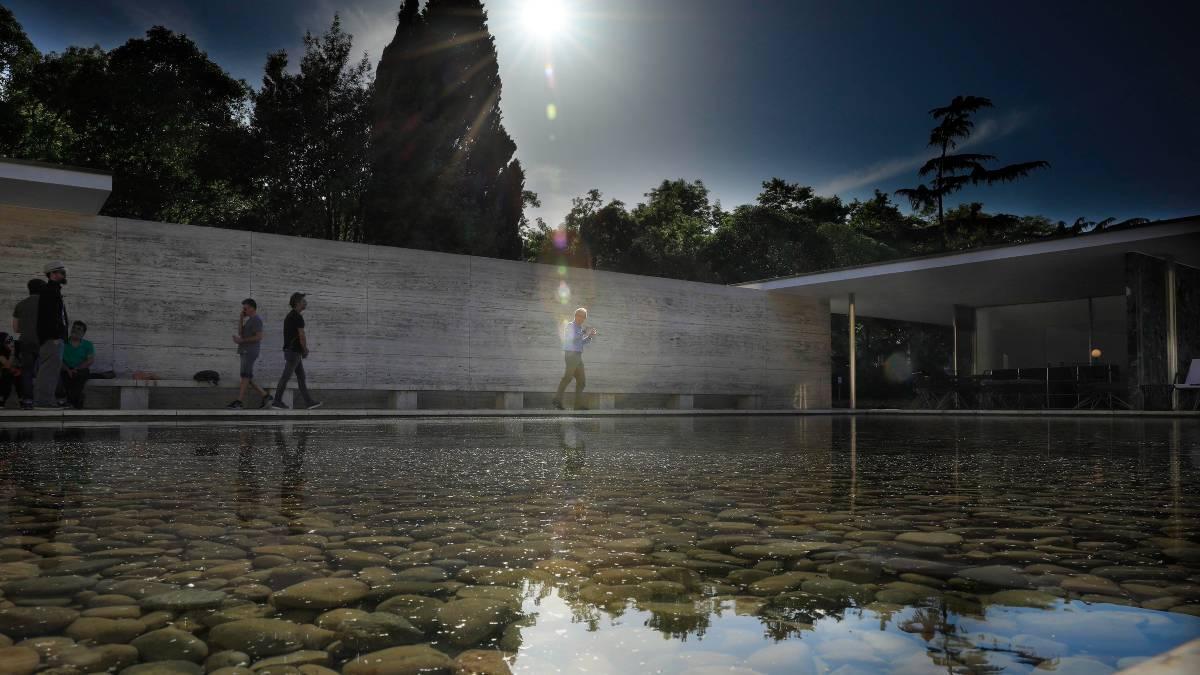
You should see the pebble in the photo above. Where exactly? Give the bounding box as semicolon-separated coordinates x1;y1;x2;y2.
272;578;369;609
0;646;40;675
131;628;210;663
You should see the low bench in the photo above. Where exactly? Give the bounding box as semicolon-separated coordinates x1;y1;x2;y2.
86;379;763;411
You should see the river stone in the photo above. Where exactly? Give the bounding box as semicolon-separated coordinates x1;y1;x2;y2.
50;644;139;672
208;619;306;658
119;660;205;675
3;575;96;597
14;636;75;662
732;541;834;560
267;566;326;591
342;644;455;675
374;596;443;633
132;628;210;663
0;607;80;638
747;572;821;596
437;599;511;647
826;559;883;584
883;558;958;578
989;590;1060;609
0;562;39;581
205;650;251;672
454;649;512;675
895;532;963;547
315;608;371;632
1061;574;1125;596
0;646;40;675
336;612;424;652
393;567;448;583
250;651;332;669
65;617;148;644
253;546;323;560
141;589;228;611
273;578;369;609
957;566;1035;590
328;551;390;570
800;578;874;604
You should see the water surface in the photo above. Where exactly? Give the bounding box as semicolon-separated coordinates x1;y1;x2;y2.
0;416;1197;674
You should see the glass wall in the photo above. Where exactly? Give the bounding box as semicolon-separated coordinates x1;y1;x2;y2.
975;296;1127;373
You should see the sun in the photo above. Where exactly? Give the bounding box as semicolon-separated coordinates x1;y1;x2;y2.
522;0;569;40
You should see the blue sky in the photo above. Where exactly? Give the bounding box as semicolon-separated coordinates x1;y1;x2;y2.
10;0;1199;227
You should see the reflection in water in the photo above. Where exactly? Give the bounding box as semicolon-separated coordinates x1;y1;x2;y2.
0;416;1196;674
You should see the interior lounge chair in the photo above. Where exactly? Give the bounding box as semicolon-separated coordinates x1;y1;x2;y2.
1175;359;1200;410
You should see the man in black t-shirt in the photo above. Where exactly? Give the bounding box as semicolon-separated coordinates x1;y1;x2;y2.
271;293;321;410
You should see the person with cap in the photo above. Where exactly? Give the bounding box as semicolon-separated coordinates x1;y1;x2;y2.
227;298;272;409
33;261;69;408
271;292;321;410
11;278;45;409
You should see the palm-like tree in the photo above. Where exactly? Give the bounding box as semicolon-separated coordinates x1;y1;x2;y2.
897;96;1050;239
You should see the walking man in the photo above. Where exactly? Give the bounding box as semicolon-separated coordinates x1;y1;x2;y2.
11;278;44;409
227;298;272;409
553;307;597;410
271;293;321;410
34;262;69;409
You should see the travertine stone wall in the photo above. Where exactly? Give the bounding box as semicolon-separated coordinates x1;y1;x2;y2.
0;205;830;407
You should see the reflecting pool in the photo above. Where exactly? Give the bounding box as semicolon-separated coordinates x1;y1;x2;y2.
0;416;1197;674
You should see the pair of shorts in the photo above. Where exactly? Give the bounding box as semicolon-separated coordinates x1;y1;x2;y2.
239;352;259;379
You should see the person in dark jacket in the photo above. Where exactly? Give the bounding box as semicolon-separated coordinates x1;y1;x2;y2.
11;278;44;409
34;261;69;408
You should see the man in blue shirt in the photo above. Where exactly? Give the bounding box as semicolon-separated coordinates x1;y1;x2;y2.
553;307;597;410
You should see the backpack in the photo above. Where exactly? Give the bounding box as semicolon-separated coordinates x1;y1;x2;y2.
194;370;220;385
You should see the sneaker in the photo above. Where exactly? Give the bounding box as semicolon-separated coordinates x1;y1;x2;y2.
259;394;273;409
575;405;590;411
34;402;64;409
226;400;244;410
306;401;324;410
20;400;33;410
551;400;564;410
271;400;290;410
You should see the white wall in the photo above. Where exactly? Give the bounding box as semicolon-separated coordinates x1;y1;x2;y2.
0;205;831;407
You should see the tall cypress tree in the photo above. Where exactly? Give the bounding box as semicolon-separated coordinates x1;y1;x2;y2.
365;0;525;258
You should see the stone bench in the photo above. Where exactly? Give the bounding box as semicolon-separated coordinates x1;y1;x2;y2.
86;379;763;411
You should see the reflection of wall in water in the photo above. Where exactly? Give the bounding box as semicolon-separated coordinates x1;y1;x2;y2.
975;296;1127;372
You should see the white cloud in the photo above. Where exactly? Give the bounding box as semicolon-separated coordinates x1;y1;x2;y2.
815;110;1032;197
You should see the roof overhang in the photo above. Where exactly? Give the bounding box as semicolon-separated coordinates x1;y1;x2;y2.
0;158;112;215
738;219;1200;325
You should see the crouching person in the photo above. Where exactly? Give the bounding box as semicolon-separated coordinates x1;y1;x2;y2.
61;320;94;409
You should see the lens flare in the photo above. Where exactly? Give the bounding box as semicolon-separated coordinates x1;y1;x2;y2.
546;103;558;121
557;280;571;304
522;0;568;40
552;227;568;250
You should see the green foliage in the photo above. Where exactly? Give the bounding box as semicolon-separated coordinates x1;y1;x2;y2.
897;95;1050;233
251;17;372;241
365;0;526;258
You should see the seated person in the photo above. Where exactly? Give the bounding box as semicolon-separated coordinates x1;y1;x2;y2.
0;332;15;407
61;321;95;409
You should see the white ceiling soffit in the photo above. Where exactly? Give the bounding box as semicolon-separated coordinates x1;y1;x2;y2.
739;220;1200;325
0;159;112;215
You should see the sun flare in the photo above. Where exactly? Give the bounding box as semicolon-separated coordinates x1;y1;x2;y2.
522;0;569;40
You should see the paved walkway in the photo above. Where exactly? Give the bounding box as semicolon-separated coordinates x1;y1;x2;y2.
0;407;1197;424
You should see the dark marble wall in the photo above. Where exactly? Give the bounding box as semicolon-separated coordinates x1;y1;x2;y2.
1126;253;1168;409
1175;262;1200;407
1125;253;1198;409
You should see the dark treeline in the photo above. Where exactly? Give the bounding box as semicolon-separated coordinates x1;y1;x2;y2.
0;1;528;254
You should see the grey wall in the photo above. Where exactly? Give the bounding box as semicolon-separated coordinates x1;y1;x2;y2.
0;205;831;408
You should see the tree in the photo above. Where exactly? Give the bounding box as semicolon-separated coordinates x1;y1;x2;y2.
0;6;39;150
366;0;526;258
896;96;1049;238
251;17;373;241
705;179;842;283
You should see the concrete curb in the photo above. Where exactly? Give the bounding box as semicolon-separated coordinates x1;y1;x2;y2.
1;407;1197;425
